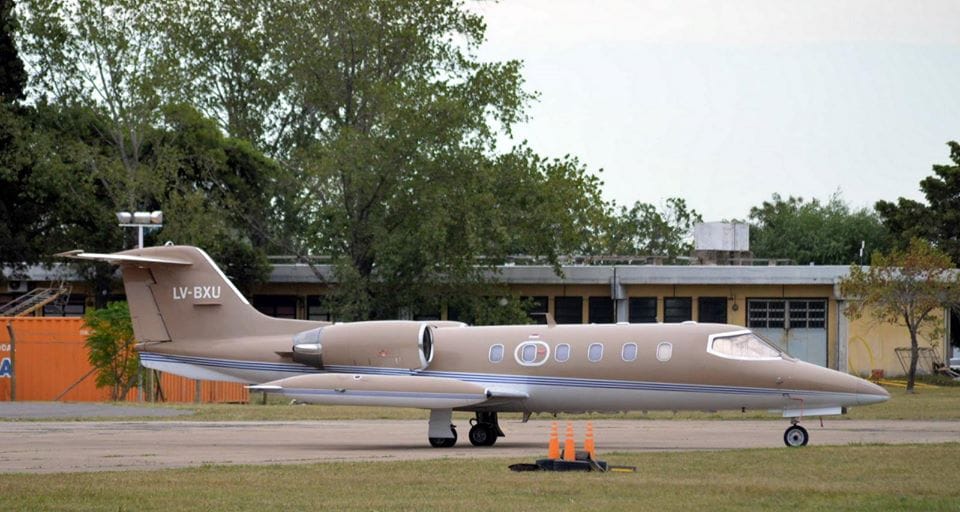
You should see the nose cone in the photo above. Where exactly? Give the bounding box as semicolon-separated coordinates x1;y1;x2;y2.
857;379;890;406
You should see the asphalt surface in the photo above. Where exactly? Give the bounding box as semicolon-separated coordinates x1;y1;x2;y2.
2;417;958;473
0;402;193;419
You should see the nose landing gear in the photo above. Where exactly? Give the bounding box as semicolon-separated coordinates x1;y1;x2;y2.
784;420;809;447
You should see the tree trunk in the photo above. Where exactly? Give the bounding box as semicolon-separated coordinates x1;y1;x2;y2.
907;327;919;393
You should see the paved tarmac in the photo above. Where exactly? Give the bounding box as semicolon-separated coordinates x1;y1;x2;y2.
0;402;193;419
2;418;957;473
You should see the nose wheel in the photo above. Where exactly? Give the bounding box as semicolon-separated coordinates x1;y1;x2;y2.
784;424;809;447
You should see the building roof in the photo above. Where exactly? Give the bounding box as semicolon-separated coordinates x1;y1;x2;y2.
269;263;852;286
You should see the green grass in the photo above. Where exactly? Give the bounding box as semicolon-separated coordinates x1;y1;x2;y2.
8;380;960;422
1;443;957;511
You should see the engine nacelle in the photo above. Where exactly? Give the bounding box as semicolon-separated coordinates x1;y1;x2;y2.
291;321;436;371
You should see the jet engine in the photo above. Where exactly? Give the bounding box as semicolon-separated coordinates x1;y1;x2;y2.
291;321;436;371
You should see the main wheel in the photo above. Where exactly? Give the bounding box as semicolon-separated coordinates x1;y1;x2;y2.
429;426;458;448
468;423;497;447
784;425;809;447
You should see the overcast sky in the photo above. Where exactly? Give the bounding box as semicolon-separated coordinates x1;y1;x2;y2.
470;0;960;221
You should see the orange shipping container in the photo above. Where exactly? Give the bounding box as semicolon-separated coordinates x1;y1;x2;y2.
0;317;248;403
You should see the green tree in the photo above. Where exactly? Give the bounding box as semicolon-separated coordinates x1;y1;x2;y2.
0;0;26;103
84;301;138;400
596;198;702;262
160;0;608;319
840;239;960;392
876;141;960;264
749;193;889;265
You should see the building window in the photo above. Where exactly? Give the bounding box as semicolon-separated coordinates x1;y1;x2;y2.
656;342;673;362
489;344;504;363
523;296;549;324
698;297;727;324
515;341;550;366
43;294;86;317
588;296;615;324
306;296;330;321
554;297;583;324
622;343;638;362
748;299;825;329
663;297;692;323
555;343;570;362
747;299;785;328
787;300;827;328
629;297;657;323
588;343;604;362
253;295;297;319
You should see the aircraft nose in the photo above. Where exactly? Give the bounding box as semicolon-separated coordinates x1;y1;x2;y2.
856;379;890;406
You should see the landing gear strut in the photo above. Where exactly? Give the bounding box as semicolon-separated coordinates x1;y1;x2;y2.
468;412;504;447
428;409;457;448
783;419;809;447
429;426;457;448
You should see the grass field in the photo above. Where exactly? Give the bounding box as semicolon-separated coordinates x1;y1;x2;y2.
13;380;959;422
2;443;958;511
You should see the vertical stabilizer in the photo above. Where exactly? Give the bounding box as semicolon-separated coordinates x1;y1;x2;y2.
59;246;319;344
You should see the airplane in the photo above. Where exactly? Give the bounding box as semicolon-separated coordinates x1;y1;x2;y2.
59;245;890;448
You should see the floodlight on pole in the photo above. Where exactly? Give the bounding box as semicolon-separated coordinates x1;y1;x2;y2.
117;210;163;249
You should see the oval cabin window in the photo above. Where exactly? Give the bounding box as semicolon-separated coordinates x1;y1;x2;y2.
588;343;604;362
622;343;638;362
489;344;504;363
656;342;673;362
514;341;550;366
555;343;571;363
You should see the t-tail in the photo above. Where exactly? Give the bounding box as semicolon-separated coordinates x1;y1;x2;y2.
58;246;323;347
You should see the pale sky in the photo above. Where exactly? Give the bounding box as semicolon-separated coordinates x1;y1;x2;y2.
470;0;960;220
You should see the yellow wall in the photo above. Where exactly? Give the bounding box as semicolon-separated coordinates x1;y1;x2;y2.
845;306;947;378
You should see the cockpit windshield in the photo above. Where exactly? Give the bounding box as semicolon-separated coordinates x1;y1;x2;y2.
708;331;782;360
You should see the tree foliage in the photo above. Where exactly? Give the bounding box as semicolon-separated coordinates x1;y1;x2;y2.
840;239;960;392
595;197;702;261
0;0;26;103
154;0;609;319
749;193;889;265
84;300;138;400
876;141;960;265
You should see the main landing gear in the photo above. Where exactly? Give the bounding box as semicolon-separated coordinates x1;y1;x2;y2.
783;419;809;447
427;410;504;448
467;412;504;447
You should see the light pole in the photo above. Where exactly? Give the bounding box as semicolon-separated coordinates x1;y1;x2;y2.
116;211;163;249
116;210;163;402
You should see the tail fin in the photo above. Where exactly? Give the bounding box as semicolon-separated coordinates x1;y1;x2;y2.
59;246;317;343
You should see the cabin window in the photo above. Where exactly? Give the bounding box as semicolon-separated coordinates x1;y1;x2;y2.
622;343;638;362
656;342;673;362
709;331;781;360
489;344;504;363
588;343;604;362
515;341;550;366
555;343;571;362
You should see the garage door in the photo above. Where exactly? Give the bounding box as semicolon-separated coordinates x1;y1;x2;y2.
747;299;827;367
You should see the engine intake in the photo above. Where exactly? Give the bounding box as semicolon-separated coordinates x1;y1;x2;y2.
291;321;436;370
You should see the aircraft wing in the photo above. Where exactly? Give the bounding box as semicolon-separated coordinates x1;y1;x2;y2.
248;373;528;409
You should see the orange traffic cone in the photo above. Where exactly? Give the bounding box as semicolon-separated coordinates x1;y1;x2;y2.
584;422;596;460
547;422;560;459
563;422;576;461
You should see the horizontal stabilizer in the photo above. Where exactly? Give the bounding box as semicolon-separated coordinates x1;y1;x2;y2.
56;249;192;266
250;373;523;409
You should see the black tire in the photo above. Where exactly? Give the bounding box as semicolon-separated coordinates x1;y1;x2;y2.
468;424;497;447
429;426;458;448
783;425;809;447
